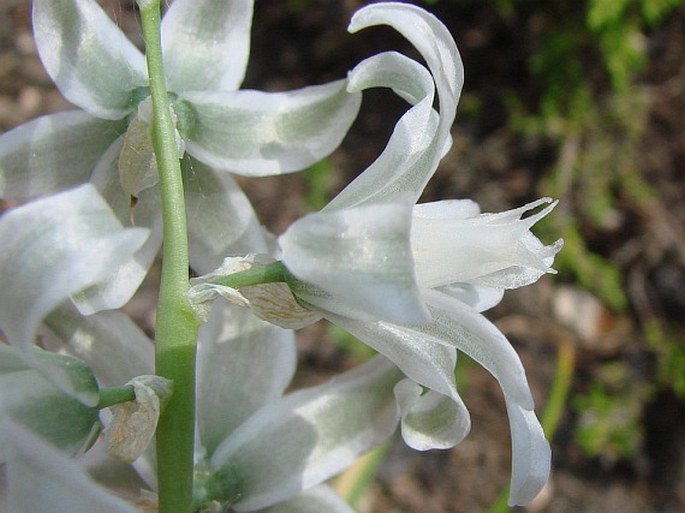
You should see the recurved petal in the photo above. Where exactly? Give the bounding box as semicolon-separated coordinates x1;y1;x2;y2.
350;2;462;134
325;313;459;401
323;311;471;451
280;198;429;325
393;379;470;451
162;0;253;92
32;0;147;119
180;79;361;176
183;157;269;275
422;289;534;410
505;400;551;506
0;112;124;201
0;184;148;398
342;3;463;203
4;420;140;513
419;290;552;501
210;356;403;512
256;486;355;513
196;301;296;455
323;52;438;210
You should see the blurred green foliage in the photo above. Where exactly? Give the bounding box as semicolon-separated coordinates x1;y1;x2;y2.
645;320;685;398
497;0;684;465
502;0;680;312
303;158;334;211
573;380;645;461
430;0;685;475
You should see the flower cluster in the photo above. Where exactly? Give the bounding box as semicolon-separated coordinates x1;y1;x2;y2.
1;0;361;311
0;1;561;512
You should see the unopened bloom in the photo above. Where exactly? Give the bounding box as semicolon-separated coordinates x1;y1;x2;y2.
0;0;361;312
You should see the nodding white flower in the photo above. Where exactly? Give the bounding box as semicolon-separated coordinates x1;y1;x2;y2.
0;0;362;313
278;197;561;507
194;3;561;506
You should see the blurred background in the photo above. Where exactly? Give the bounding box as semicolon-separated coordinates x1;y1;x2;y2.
1;0;684;511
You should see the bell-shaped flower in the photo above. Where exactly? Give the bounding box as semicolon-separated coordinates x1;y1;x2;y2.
193;3;561;506
0;178;419;513
0;0;362;313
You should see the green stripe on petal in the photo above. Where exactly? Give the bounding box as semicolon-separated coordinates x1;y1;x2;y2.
183;157;269;274
32;0;147;119
181;80;361;175
162;0;254;92
0;346;100;457
43;305;154;388
0;112;124;201
209;356;403;512
79;138;163;314
196;302;296;455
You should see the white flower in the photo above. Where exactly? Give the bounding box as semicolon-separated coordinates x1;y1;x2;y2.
0;0;362;313
0;184;148;397
194;3;561;506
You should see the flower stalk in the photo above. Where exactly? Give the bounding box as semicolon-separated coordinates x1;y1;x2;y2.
138;1;200;512
207;261;288;289
96;385;136;409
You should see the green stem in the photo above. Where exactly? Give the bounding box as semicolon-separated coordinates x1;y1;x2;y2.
138;2;199;512
208;261;288;289
97;386;135;409
334;441;392;508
